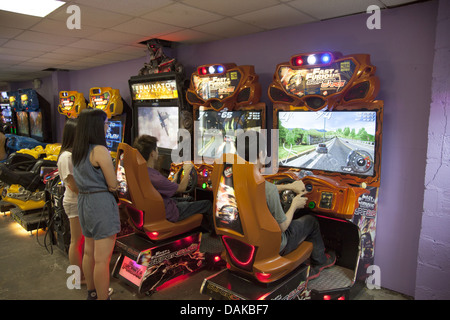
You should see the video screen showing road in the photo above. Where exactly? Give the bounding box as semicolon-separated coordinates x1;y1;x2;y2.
278;110;376;176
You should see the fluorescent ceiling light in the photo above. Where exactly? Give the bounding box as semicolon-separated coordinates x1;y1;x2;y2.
0;0;66;18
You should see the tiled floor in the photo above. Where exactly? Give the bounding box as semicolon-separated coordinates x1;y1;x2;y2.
0;212;411;301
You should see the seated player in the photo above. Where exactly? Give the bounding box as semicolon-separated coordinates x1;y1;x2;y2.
133;135;214;233
235;131;335;279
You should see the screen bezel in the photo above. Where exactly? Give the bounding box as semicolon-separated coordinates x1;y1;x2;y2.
273;103;383;185
105;119;124;153
193;103;266;162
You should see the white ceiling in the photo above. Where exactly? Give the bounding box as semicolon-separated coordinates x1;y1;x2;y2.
0;0;423;86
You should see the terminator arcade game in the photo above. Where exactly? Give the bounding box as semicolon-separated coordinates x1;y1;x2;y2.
128;71;190;175
268;51;383;299
182;63;265;196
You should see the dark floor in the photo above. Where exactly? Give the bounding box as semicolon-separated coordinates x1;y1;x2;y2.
0;211;412;301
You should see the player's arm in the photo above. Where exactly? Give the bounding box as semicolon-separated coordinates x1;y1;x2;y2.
176;162;194;193
91;145;119;192
279;195;308;232
276;180;306;195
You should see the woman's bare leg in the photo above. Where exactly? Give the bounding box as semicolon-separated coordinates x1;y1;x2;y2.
68;217;85;283
93;235;116;300
82;237;95;292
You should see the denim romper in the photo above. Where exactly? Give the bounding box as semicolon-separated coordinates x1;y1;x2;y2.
73;145;120;240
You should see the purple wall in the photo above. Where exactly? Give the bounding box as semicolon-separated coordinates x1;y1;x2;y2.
416;0;450;300
175;2;438;297
9;0;444;298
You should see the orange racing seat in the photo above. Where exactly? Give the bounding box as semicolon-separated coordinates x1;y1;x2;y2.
115;143;203;241
211;153;313;284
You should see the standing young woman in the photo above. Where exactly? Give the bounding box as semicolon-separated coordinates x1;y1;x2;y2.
56;118;85;285
72;109;120;300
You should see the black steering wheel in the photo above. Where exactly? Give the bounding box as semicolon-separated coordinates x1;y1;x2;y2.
175;165;198;195
274;177;297;212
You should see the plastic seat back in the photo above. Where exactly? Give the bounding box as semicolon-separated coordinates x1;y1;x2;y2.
211;153;312;283
115;143;202;241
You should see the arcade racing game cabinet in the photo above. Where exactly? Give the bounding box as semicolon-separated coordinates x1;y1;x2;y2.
269;51;383;300
201;52;383;300
176;63;264;201
111;143;222;296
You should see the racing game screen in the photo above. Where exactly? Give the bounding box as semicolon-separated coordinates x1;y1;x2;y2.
196;108;263;159
137;106;179;150
278;110;377;176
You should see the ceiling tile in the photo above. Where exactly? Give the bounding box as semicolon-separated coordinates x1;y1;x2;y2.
0;54;32;64
86;29;143;45
141;3;224;28
30;18;102;39
51;46;103;58
73;0;175;17
15;30;79;46
0;47;46;58
234;4;316;29
180;0;280;16
0;11;41;29
46;4;134;28
3;39;60;52
192;18;264;38
380;0;419;7
68;39;122;51
111;18;182;38
110;45;147;58
0;26;24;39
288;0;386;20
160;29;222;44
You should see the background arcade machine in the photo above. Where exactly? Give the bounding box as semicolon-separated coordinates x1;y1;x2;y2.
0;91;17;135
268;52;383;300
58;90;87;119
183;63;264;200
0;89;57;232
88;87;129;159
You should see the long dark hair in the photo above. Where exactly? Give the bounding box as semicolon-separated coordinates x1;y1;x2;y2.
57;118;78;162
72;108;108;167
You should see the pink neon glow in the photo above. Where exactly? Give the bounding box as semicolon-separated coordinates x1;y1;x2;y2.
255;272;271;282
222;236;255;267
146;231;159;240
